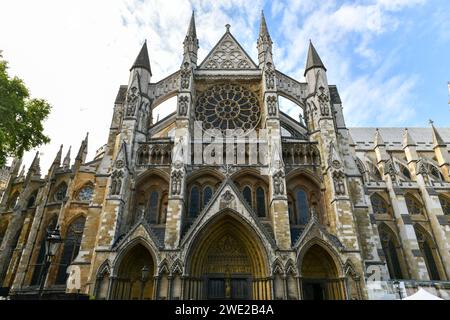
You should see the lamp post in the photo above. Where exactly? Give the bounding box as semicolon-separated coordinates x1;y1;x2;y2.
140;265;150;300
38;226;63;299
393;280;402;300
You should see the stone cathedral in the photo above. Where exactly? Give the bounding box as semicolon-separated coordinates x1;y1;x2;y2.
0;13;449;300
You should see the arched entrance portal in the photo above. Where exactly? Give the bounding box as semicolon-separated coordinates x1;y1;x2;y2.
300;244;346;300
186;214;270;300
112;243;156;300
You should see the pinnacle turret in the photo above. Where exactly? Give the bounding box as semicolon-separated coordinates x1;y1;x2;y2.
183;11;199;65
304;41;326;76
430;120;446;147
131;40;152;74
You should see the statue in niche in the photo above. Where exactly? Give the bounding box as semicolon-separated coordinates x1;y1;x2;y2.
333;171;346;195
178;96;188;116
110;170;123;195
126;86;139;117
180;62;191;89
171;170;183;195
273;170;285;195
265;63;275;90
266;96;277;116
317;86;330;116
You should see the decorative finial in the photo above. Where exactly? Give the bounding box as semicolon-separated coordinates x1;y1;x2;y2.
225;24;230;32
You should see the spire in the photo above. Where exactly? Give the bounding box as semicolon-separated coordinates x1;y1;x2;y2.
304;41;327;76
187;11;196;38
183;11;199;65
63;146;71;169
259;10;271;42
374;128;385;147
9;157;22;176
131;40;152;74
28;151;41;177
403;128;416;148
52;144;63;167
429;120;446;147
257;10;273;67
76;133;89;163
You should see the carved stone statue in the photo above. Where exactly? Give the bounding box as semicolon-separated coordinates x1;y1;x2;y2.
180;62;191;90
273;171;285;195
333;171;346;195
317;86;330;116
171;170;183;195
110;170;124;195
265;63;275;90
178;96;189;116
126;86;139;117
266;96;277;116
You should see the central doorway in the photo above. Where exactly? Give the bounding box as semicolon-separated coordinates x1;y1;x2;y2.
302;281;326;300
186;213;270;300
206;275;252;299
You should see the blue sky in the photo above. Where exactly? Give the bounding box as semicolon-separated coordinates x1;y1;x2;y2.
0;0;449;170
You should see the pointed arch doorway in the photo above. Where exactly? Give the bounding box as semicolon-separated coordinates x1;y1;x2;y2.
186;213;271;300
111;243;156;300
299;244;346;300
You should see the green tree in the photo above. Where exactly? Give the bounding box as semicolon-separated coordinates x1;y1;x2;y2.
0;52;51;167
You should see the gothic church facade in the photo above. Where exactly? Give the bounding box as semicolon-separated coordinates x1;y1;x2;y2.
1;13;449;300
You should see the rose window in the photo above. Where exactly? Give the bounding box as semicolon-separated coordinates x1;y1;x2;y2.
195;84;261;133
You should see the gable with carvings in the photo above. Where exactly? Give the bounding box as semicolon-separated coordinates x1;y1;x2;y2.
199;32;258;70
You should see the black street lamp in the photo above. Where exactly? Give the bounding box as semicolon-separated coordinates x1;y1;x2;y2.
38;226;63;299
140;265;150;300
393;280;402;300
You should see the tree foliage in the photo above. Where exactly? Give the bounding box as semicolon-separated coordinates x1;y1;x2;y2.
0;55;51;167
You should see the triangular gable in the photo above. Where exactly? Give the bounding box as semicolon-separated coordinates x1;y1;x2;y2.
113;219;163;251
180;178;276;250
199;31;258;70
293;214;345;252
114;140;130;171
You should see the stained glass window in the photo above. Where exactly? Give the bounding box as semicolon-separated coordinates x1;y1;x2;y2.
148;191;159;224
296;189;309;225
77;185;93;201
405;195;422;215
30;217;57;286
371;194;388;214
379;229;403;280
55;216;86;284
414;227;441;281
27;192;37;208
430;166;443;181
242;186;252;207
422;240;440;281
256;187;266;217
401;165;411;180
55;183;68;201
195;84;260;134
203;186;213;208
189;186;200;218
